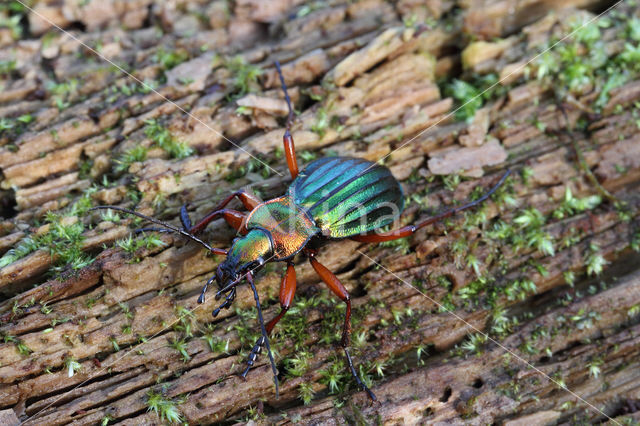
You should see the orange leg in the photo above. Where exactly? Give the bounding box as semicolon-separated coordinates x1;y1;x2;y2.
241;262;297;378
275;61;298;179
283;130;298;179
266;263;297;333
352;170;511;243
183;189;260;234
215;189;262;211
188;209;246;235
309;253;376;401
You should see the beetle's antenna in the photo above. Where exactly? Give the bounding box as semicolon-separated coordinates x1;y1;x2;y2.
90;205;227;256
246;272;279;398
274;60;300;179
412;169;512;231
275;61;294;132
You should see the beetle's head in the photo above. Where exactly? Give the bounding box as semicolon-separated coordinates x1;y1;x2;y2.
215;229;273;289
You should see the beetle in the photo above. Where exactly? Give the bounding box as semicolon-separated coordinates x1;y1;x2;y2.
93;61;510;402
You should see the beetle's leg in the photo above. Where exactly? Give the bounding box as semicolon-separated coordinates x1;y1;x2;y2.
211;287;236;316
266;263;297;333
309;254;377;401
186;208;247;235
351;170;511;243
197;274;217;304
181;189;261;233
275;61;298;179
241;263;296;378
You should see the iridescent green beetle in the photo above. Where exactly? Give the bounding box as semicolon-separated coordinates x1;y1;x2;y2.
94;62;509;401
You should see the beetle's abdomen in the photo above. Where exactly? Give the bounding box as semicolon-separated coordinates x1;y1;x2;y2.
245;197;320;261
288;157;404;238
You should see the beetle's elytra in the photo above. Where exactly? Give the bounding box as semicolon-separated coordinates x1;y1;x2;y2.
93;61;509;402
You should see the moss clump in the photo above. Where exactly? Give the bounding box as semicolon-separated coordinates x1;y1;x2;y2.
144;119;194;159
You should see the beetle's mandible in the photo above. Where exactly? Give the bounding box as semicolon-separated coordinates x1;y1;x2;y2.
93;61;510;402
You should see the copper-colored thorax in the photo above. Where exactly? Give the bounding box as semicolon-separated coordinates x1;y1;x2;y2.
244;196;319;260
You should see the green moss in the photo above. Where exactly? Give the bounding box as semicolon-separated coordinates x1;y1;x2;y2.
444;79;482;122
520;167;534;186
225;56;262;98
0;13;22;40
146;390;185;424
379;236;411;254
442;173;461;191
618;43;640;71
144;119;194;159
225;155;274;182
233;306;263;348
319;357;348;394
0;59;16;75
285;351;312;377
569;308;601;330
458;333;487;356
587;356;604;378
531;12;640;114
552;187;602;220
585;244;608;276
0;235;40;268
299;150;318;162
457;275;496;308
0;114;32;139
311;107;330;136
168;338;191;362
115;233;167;261
114;145;148;172
64;356;82;377
298;382;315;405
201;324;229;353
441;73;507;122
109;337;120;352
563;270;576;287
0;187;99;274
2;333;32;356
153;47;188;70
47;79;79;111
173;305;196;338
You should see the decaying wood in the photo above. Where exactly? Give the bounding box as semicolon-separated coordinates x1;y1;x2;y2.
0;0;639;425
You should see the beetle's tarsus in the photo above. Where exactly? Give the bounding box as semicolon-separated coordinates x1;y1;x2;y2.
344;347;377;401
197;275;216;304
241;335;265;378
246;273;280;398
180;204;192;232
212;288;236;317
